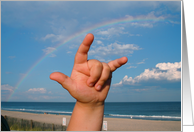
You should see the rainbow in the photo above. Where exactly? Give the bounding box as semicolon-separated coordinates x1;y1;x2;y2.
8;16;169;101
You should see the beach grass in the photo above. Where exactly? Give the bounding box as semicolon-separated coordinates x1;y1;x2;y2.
10;123;52;131
3;115;66;131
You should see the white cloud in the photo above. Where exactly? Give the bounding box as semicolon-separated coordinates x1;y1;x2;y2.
42;96;51;99
156;62;181;70
137;62;144;64
42;34;64;42
52;35;64;42
127;66;137;69
134;88;151;92
113;61;181;87
43;47;56;54
42;47;57;57
96;40;103;45
97;27;128;37
131;22;153;28
42;34;55;41
137;58;147;64
93;56;112;63
143;11;165;20
169;20;180;24
67;51;72;54
125;11;166;28
1;84;15;92
27;95;62;101
27;88;47;94
1;84;15;101
89;42;141;62
89;42;141;56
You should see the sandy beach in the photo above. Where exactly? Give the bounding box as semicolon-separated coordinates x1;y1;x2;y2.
1;110;181;131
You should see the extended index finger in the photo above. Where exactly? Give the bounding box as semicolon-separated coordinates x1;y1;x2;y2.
74;33;94;64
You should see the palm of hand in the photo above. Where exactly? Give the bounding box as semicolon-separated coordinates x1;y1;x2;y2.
70;62;111;104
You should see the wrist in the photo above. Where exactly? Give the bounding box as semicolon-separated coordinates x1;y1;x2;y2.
76;100;105;110
67;101;104;131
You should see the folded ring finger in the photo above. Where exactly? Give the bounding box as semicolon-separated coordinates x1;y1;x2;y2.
95;63;111;91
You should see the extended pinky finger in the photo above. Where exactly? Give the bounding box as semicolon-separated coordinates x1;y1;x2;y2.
108;57;128;72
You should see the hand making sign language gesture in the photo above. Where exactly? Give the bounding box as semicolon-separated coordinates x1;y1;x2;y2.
50;33;128;131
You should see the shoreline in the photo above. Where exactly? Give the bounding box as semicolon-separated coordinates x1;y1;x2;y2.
1;109;181;121
1;110;181;131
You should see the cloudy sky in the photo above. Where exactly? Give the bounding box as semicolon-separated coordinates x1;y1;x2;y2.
1;1;181;102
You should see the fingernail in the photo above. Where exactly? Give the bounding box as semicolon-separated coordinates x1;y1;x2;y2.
96;85;101;90
89;83;94;87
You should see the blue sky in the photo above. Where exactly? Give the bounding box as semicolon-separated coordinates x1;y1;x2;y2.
1;1;181;102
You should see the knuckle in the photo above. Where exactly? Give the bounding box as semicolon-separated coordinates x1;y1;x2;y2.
88;59;103;69
98;80;106;86
102;62;111;71
90;75;99;82
100;74;110;82
95;61;103;68
100;78;107;83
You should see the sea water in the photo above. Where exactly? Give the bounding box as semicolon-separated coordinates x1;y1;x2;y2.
1;102;181;121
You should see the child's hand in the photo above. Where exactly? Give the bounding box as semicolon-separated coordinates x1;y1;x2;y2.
50;33;127;106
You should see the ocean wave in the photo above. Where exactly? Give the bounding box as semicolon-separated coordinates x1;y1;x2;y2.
2;108;72;114
2;107;181;120
108;114;181;119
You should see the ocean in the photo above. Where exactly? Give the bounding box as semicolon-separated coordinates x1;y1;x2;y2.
1;102;181;121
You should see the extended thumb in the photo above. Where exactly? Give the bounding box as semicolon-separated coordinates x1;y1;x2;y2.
50;72;73;90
